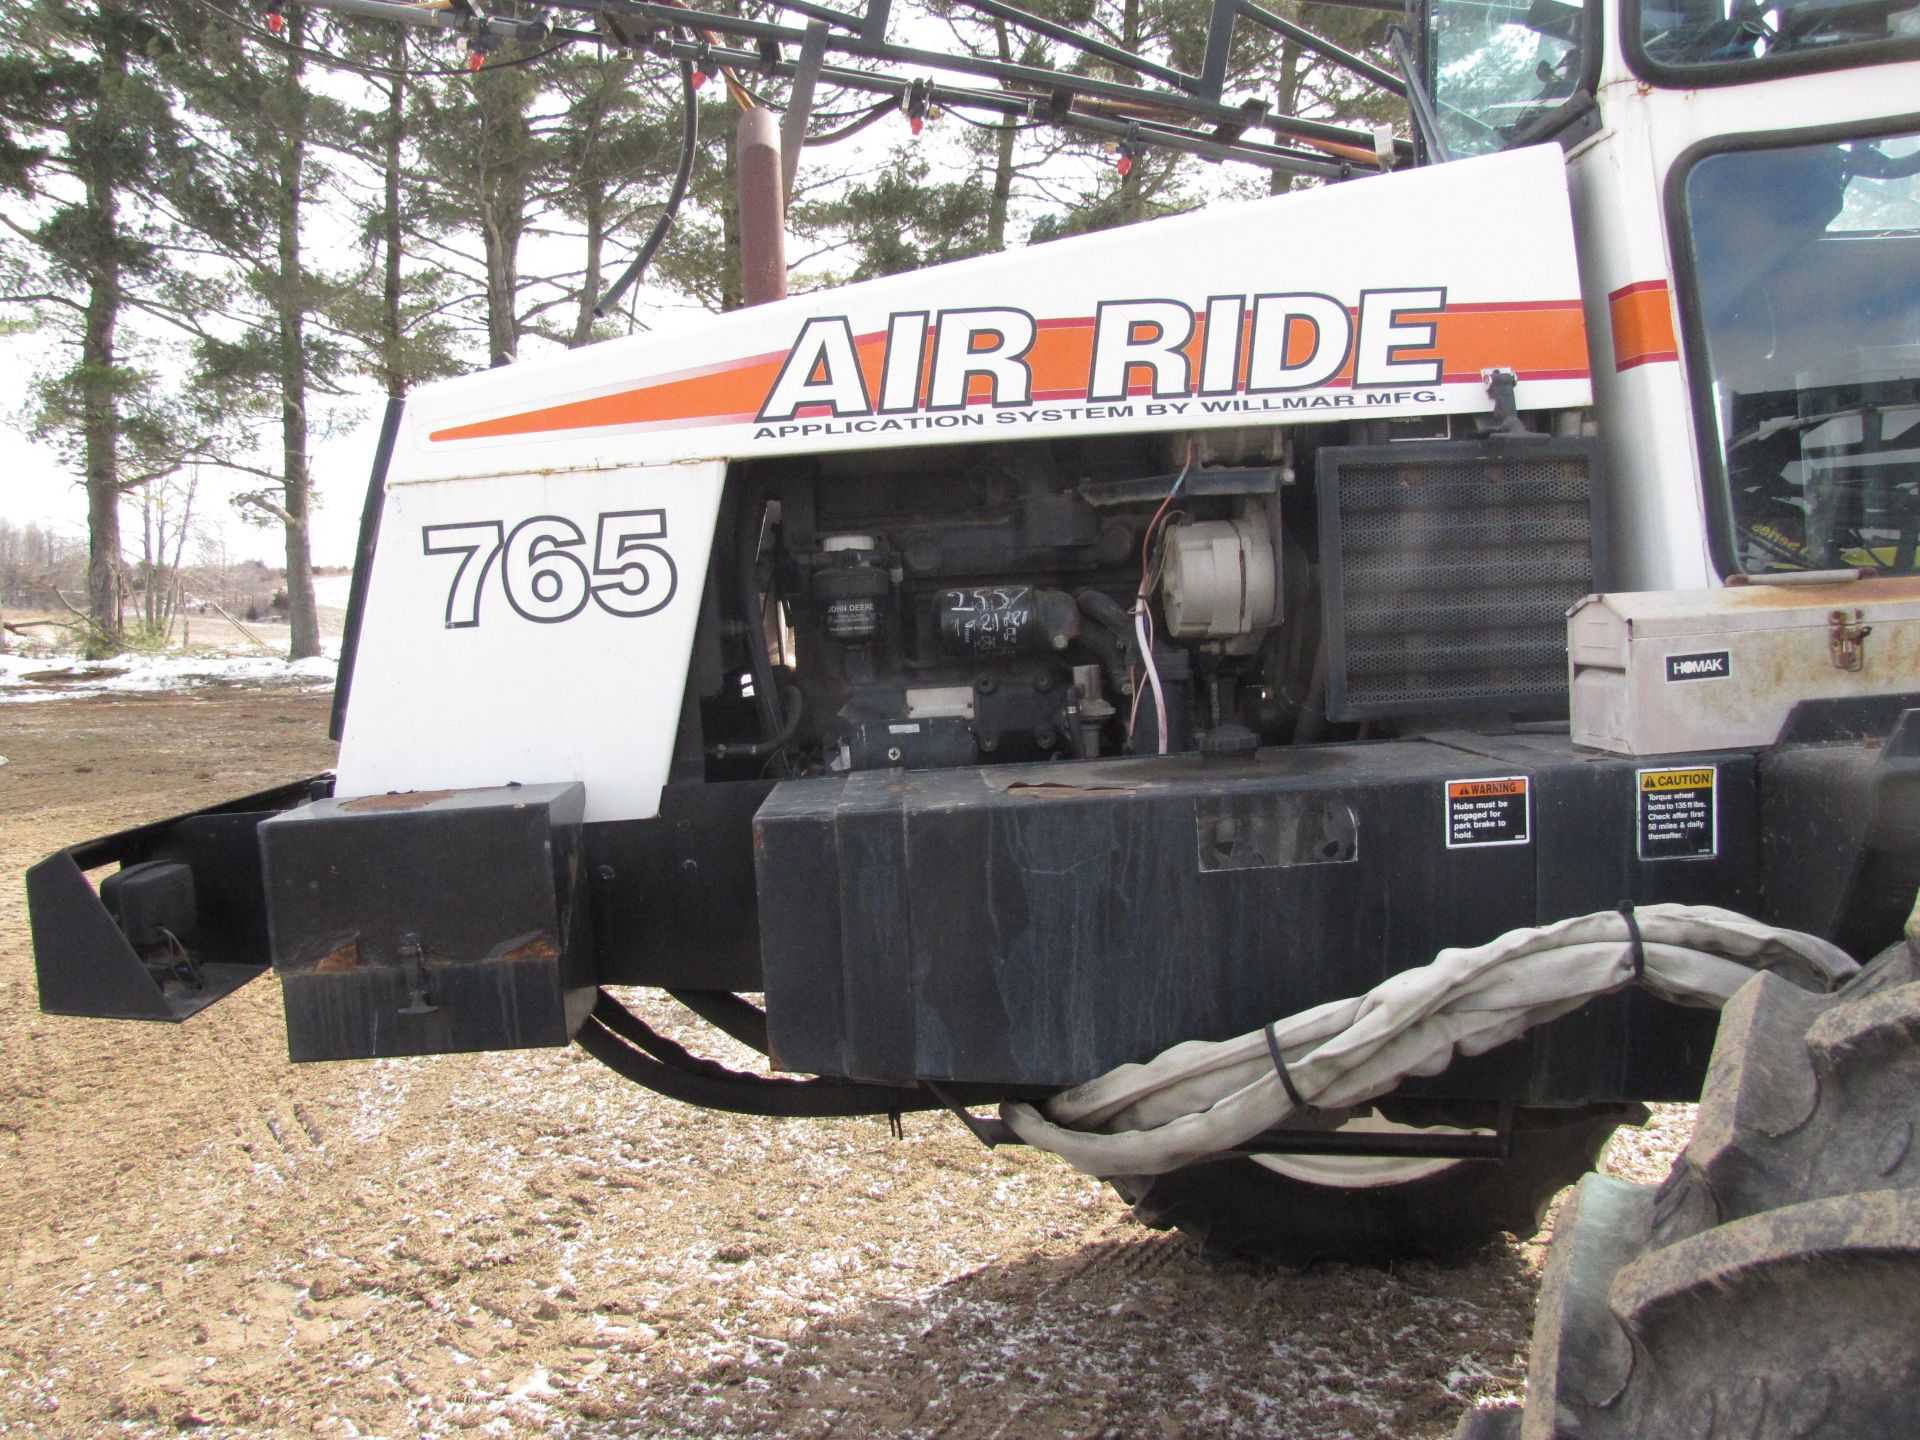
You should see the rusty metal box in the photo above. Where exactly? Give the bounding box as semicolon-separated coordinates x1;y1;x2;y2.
260;782;591;1061
1569;577;1920;755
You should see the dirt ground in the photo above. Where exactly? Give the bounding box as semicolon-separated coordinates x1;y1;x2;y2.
0;690;1694;1440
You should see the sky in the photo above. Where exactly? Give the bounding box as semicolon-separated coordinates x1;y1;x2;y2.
0;343;380;569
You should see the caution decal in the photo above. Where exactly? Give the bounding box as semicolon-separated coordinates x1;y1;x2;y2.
1638;766;1717;860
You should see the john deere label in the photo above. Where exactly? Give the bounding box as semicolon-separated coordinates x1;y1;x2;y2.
1638;766;1717;860
1445;776;1531;849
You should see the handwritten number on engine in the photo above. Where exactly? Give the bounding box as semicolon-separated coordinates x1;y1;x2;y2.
423;511;676;628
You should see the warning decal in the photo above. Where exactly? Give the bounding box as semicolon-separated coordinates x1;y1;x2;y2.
1638;766;1717;860
1445;776;1531;849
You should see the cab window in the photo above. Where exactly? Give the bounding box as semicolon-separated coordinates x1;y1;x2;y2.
1676;131;1920;575
1639;0;1920;77
1429;0;1589;157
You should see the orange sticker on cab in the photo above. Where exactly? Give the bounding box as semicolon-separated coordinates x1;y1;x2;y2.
1445;776;1531;849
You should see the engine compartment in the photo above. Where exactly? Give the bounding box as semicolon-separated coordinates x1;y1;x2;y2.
698;412;1600;779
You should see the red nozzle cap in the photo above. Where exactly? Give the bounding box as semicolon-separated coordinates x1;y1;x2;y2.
909;115;924;136
1116;153;1133;177
266;9;285;31
691;69;708;90
467;50;485;71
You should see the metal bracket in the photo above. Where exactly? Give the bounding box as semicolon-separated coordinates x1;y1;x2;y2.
1477;368;1534;437
1829;608;1873;672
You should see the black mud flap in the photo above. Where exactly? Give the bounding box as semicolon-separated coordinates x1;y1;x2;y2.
27;776;335;1022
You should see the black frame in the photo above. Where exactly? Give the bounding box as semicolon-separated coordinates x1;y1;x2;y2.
329;395;404;741
1660;110;1920;579
1622;0;1920;89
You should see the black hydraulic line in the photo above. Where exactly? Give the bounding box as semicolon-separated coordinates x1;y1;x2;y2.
804;96;901;145
954;0;1192;90
580;993;950;1115
665;989;771;1053
594;56;698;316
1237;0;1406;97
1300;0;1406;10
707;685;802;760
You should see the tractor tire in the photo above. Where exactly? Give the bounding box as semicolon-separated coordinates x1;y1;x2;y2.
1454;918;1920;1440
1109;1105;1638;1265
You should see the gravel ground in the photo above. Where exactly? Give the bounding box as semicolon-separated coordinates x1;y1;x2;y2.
0;689;1695;1439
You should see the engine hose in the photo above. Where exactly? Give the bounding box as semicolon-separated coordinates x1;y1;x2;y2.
1074;587;1133;636
1073;588;1137;695
706;685;802;761
580;990;946;1118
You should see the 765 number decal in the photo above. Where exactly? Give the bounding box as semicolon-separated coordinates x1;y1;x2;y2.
422;511;678;628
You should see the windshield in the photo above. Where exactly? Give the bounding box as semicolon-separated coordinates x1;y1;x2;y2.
1640;0;1920;72
1429;0;1588;157
1679;131;1920;575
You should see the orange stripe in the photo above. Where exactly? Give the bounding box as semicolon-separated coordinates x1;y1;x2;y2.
1608;281;1678;371
431;302;1591;443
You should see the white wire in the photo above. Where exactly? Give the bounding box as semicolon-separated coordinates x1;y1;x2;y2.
1133;602;1168;756
999;904;1860;1178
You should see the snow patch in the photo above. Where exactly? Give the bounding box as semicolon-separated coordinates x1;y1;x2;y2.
0;647;338;703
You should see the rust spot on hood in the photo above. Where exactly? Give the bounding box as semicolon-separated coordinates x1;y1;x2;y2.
1722;575;1920;609
1005;780;1137;797
315;940;361;972
340;789;459;812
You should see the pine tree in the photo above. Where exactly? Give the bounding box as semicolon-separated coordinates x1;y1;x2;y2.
0;0;214;655
415;46;551;362
168;1;344;660
325;25;463;399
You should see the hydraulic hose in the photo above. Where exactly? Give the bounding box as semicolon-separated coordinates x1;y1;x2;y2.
1003;904;1860;1177
706;685;802;761
594;57;700;318
580;991;944;1117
